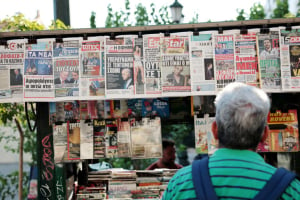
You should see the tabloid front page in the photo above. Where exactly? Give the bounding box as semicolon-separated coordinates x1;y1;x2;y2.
0;39;25;102
257;30;281;92
54;38;81;100
190;32;216;95
214;33;236;91
161;33;191;96
24;39;54;100
105;36;135;98
143;34;163;96
280;27;300;91
80;37;105;99
234;30;261;87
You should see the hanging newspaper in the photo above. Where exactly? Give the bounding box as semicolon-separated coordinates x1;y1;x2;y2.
105;36;135;98
0;39;25;102
190;32;216;95
143;33;163;96
130;117;162;159
53;38;81;100
93;119;106;158
257;29;281;92
117;119;131;157
24;39;54;100
194;114;217;154
279;27;300;91
161;33;191;96
234;30;260;87
80;37;105;99
53;123;68;163
80;120;94;159
67;120;81;160
105;119;118;158
133;37;146;96
214;33;236;91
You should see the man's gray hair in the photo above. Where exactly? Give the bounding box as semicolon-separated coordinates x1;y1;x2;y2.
214;82;271;150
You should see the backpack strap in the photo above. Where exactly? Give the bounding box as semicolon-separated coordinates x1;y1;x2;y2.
192;156;218;200
253;167;296;200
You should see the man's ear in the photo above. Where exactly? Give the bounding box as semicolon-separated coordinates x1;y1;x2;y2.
212;121;218;140
261;125;269;143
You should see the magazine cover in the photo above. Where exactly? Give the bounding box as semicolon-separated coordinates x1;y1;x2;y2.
190;32;217;94
105;119;118;158
194;114;217;154
130;117;162;159
104;100;128;119
257;30;281;92
53;123;68;163
117;119;131;157
234;30;260;87
141;98;169;118
161;34;191;95
143;33;163;96
279;28;300;91
64;101;80;121
93;119;106;158
80;120;94;159
214;33;236;91
127;99;143;118
67;121;81;160
267;109;299;152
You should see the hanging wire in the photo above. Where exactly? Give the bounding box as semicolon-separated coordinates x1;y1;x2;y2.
25;102;37;132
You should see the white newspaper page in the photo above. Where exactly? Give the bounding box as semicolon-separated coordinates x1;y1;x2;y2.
235;30;261;87
161;33;191;96
190;32;216;95
257;29;281;92
80;37;105;99
279;27;300;91
143;33;163;97
0;39;25;102
214;33;236;91
105;36;135;99
53;38;81;100
80;120;94;159
130;117;162;159
24;39;55;100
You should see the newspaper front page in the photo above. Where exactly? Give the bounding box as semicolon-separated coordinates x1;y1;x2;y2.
24;39;54;100
143;34;163;96
190;32;216;95
105;36;135;98
0;39;25;102
54;38;81;100
234;30;260;87
280;27;300;91
257;30;281;92
80;37;105;99
214;33;236;91
161;33;191;96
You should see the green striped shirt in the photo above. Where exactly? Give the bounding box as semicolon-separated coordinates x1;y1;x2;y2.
163;148;300;200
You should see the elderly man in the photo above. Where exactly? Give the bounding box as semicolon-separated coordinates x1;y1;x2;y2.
163;82;300;200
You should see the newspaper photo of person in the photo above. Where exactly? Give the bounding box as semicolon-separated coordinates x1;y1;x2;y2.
10;68;23;86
